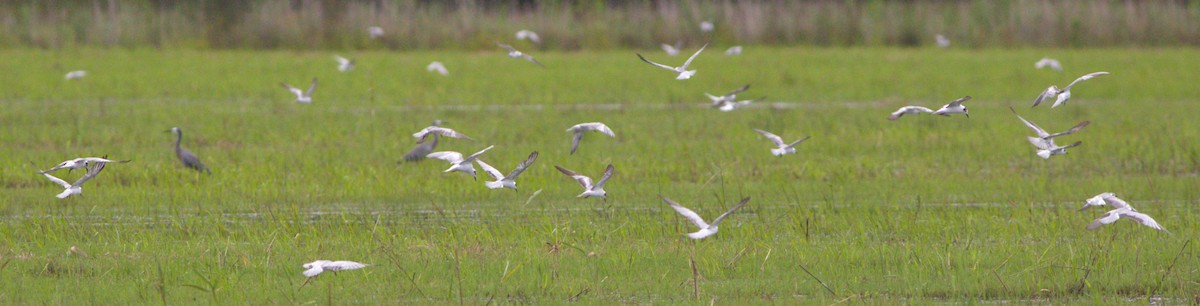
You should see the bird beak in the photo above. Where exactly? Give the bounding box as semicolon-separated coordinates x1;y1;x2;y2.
965;113;970;118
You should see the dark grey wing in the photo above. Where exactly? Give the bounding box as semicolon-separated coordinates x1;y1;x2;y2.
179;148;211;174
724;84;750;97
786;136;811;149
503;151;538;180
1044;121;1090;139
592;164;615;189
72;161;107;187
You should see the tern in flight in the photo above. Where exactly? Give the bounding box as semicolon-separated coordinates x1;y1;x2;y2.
932;96;971;117
412;126;472;144
717;97;765;112
34;160;109;199
402;120;447;162
497;42;545;67
65;70;87;80
515;30;541;44
662;195;751;240
887;106;934;121
427;61;449;76
724;46;743;56
477;151;538;190
1035;57;1063;72
367;26;384;39
1032;72;1109;108
935;34;950;48
637;42;708;80
39;156;130;174
1009;107;1089;159
299;260;369;288
555;164;614;200
281;78;317;103
566;122;616;155
704;84;750;107
334;55;354;72
754;129;810;157
661;41;683;56
428;146;494;179
1079;193;1168;232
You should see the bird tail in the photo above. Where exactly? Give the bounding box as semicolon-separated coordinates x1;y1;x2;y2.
1036;150;1052;159
56;189;73;199
485;181;503;189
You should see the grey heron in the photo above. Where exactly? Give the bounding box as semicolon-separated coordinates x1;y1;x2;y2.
168;127;211;174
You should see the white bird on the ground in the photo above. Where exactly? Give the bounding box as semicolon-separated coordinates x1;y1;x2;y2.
367;26;384;39
932;96;971;117
887;106;934;121
753;129;810;157
428;146;494;179
555;164;614;200
935;34;950;48
515;30;541;44
334;55;354;72
1009;107;1089;159
700;21;715;33
64;70;87;80
567;122;616;155
724;46;743;56
1032;72;1110;108
280;78;317;103
661;41;683;56
34;160;109;199
302;260;369;277
477;151;538;190
717;97;765;112
704;84;750;107
497;42;545;67
1035;57;1063;72
1080;193;1168;232
637;42;708;80
662;195;751;240
427;61;449;76
412;126;472;143
38;156;130;174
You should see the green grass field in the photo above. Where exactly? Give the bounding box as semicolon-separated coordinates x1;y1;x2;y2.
1;47;1198;304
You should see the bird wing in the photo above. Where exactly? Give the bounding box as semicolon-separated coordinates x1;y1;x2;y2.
496;42;518;53
324;261;368;271
1118;210;1167;232
724;84;750;97
592;164;615;189
661;196;710;229
1044;121;1090;139
709;197;751;227
555;165;593;189
1032;86;1058;107
637;53;678;71
569;132;584;155
280;83;303;97
1027;136;1054;150
1063;72;1109;91
753;129;786;146
426;151;464;164
1060;141;1082;149
888;106;933;120
302;265;324;277
786;136;811;149
591;123;616;137
1086;210;1122;230
660;43;679;56
680;42;708;69
415;127;472;142
335;56;350;65
503;151;538;181
462;145;494;163
946;96;971;107
72;161;107;188
1008;107;1049;137
40;172;72;188
704;93;724;104
1099;193;1131;210
475;159;505;181
305;78;318;97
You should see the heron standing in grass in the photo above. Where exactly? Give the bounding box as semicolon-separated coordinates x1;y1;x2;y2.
168;127;211;174
402;120;446;163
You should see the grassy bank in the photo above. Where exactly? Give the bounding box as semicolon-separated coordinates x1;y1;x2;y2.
0;47;1198;303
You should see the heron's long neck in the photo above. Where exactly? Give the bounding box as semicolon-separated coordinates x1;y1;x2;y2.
431;134;439;145
174;131;183;151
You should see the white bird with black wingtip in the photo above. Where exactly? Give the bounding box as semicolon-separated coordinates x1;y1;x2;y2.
281;78;317;103
932;96;971;117
1032;72;1109;108
1079;193;1168;232
566;122;616;155
497;42;545;67
754;129;810;157
555;164;615;200
428;146;494;179
1009;107;1089;159
662;195;751;240
477;151;538;190
637;42;708;80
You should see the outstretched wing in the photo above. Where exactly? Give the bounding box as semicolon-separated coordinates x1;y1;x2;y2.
1086;210;1121;230
72;161;108;188
426;151;464;164
523;55;545;67
709;197;751;227
1118;210;1168;232
637;53;678;71
569;132;584;155
946;96;971;108
1063;72;1109;91
1044;121;1090;139
503;151;538;181
555;165;593;189
324;261;369;271
786;136;811;149
661;195;710;229
1099;193;1131;210
680;42;709;69
39;172;72;188
888;106;933;120
496;42;518;53
723;84;750;97
592;164;615;189
475;159;505;181
1032;86;1057;107
753;129;786;146
462;146;494;163
280;83;302;96
1009;106;1049;137
305;78;318;96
